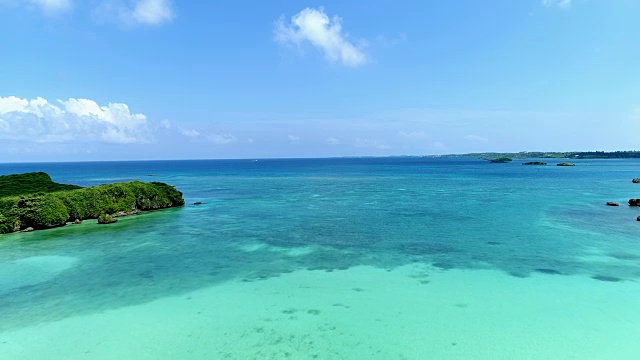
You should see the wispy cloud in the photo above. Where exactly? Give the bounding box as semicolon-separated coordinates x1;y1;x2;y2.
275;7;367;67
208;133;237;145
0;0;72;15
542;0;571;9
180;128;200;137
96;0;175;26
397;130;425;139
0;96;149;144
288;135;301;144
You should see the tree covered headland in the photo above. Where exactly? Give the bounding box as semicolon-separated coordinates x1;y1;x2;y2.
0;172;184;234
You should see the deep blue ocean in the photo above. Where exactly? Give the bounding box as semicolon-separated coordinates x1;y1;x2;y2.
0;158;639;358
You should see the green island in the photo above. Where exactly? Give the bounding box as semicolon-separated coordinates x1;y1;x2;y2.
433;150;640;159
0;172;184;234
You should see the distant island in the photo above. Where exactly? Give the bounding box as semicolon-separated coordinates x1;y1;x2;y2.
0;172;184;234
488;157;512;163
433;151;640;160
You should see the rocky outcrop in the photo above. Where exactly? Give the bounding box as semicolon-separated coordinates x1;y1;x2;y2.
557;162;575;166
194;201;203;205
629;199;640;207
523;161;547;165
606;202;619;206
633;178;640;184
114;210;142;217
97;214;117;224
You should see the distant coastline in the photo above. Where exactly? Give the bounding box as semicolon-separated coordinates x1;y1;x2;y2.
431;151;640;160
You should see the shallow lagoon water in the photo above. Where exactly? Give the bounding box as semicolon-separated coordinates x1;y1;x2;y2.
0;158;639;359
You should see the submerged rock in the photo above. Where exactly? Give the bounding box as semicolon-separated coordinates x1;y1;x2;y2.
629;199;640;207
606;202;620;206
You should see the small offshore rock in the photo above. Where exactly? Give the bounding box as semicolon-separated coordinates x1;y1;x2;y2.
633;178;640;184
21;227;34;232
194;201;203;205
557;162;575;166
606;202;619;207
97;214;118;224
523;161;547;165
148;174;157;177
629;199;640;207
637;216;640;222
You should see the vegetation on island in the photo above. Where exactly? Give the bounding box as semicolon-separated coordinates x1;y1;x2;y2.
0;172;81;198
488;157;512;163
0;172;184;234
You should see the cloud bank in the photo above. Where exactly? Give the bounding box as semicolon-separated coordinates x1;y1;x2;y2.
275;7;367;67
0;96;149;144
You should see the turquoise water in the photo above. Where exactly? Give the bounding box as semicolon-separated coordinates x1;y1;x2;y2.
1;158;639;358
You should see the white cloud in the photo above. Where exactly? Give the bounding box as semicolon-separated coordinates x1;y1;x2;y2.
288;135;301;144
180;128;200;137
464;134;488;143
325;136;340;145
208;133;237;144
542;0;571;9
275;7;367;67
0;96;149;144
97;0;175;26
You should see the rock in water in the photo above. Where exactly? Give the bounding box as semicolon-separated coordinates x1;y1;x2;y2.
606;202;619;206
557;162;575;166
633;178;640;184
194;201;203;205
629;199;640;207
637;216;640;222
97;214;117;224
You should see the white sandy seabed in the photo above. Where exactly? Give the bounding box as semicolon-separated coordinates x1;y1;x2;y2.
1;264;639;360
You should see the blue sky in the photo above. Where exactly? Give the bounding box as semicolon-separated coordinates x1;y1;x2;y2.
1;0;639;161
